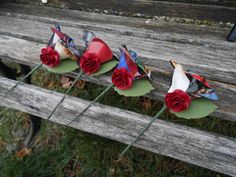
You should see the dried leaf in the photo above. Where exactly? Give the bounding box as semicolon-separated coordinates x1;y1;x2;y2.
60;75;72;88
142;98;152;110
0;138;6;150
47;80;57;89
65;169;75;177
60;75;70;85
63;81;73;88
16;147;32;158
76;80;86;89
23;117;30;129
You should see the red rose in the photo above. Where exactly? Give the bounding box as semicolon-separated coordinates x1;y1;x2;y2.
40;47;60;68
79;53;100;75
165;89;191;112
112;68;133;90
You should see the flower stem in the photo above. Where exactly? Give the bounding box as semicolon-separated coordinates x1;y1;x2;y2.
4;63;43;96
119;105;167;158
67;84;114;125
46;70;84;121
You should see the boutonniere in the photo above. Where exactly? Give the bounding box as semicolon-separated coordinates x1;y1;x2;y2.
165;60;218;119
78;31;118;76
67;46;154;125
119;60;218;157
40;25;80;73
112;46;153;96
3;25;81;96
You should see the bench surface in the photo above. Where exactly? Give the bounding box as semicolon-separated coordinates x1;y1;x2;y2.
0;2;236;176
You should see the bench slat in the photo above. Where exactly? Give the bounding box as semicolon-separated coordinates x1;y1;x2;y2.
1;76;236;176
4;0;236;22
0;4;235;85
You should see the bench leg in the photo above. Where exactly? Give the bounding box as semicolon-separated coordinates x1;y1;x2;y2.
227;22;236;42
23;115;41;147
0;60;42;148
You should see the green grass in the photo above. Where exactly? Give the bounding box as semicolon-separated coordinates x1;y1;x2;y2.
0;69;235;177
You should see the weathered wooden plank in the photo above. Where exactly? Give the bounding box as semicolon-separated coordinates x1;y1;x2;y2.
0;5;235;85
0;3;232;38
0;35;235;121
0;76;236;176
3;0;236;22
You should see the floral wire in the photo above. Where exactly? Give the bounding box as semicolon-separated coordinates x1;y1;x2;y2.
119;105;167;158
46;70;84;121
67;84;114;125
4;63;43;96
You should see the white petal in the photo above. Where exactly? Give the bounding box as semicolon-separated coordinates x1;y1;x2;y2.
168;64;190;93
52;33;60;45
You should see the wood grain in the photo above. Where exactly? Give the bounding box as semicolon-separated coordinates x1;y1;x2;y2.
0;76;236;176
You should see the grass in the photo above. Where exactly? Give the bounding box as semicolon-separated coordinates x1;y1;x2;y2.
0;69;235;177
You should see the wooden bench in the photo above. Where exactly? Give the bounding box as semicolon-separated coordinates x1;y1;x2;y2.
0;1;236;176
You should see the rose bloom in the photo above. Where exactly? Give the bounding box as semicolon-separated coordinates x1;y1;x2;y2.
164;89;191;112
112;68;133;90
79;53;100;75
40;47;60;68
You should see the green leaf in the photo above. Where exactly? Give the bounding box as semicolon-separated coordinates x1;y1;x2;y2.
173;98;217;119
92;59;118;76
47;59;78;73
114;79;154;97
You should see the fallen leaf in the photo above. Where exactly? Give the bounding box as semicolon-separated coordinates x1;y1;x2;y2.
65;169;75;177
75;163;81;173
62;81;73;88
141;98;152;110
47;80;57;89
23;117;30;129
76;80;85;89
16;147;32;158
0;138;6;150
60;75;72;88
60;75;70;85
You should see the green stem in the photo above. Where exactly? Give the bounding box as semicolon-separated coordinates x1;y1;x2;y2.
46;71;84;121
119;105;167;158
4;63;43;96
67;84;114;125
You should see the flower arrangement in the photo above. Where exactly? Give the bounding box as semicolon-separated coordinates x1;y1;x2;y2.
112;46;153;97
2;25;220;160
